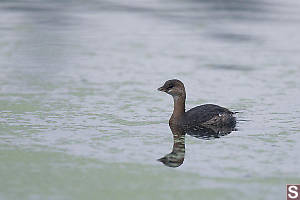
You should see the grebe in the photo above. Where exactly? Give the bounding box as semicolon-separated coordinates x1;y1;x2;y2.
158;79;236;135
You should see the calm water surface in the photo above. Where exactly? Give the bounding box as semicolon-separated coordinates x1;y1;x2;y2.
0;0;300;199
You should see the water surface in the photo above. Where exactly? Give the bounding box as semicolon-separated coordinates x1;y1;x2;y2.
0;0;300;199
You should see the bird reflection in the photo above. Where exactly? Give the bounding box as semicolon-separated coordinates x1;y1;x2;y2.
158;125;235;168
185;125;235;140
157;133;186;168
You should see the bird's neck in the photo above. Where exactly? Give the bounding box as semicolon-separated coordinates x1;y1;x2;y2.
171;94;186;119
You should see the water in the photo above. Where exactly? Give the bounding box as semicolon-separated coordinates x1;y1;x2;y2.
0;0;300;199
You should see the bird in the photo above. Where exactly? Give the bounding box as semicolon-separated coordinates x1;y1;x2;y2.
157;79;236;136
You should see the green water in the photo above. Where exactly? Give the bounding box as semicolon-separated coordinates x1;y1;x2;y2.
2;146;297;200
0;0;300;199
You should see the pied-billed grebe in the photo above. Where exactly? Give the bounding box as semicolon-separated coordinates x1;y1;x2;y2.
158;79;236;133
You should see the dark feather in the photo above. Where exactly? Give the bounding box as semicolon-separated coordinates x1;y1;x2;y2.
181;104;234;126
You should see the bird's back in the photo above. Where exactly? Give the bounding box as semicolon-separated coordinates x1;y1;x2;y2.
181;104;235;127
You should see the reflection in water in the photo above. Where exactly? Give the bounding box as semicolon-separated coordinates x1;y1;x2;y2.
158;125;235;168
186;125;235;140
158;134;185;168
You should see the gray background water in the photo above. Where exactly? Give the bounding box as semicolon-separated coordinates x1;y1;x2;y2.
0;0;299;199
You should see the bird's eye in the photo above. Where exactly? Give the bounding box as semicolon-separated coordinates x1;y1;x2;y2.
167;85;174;90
